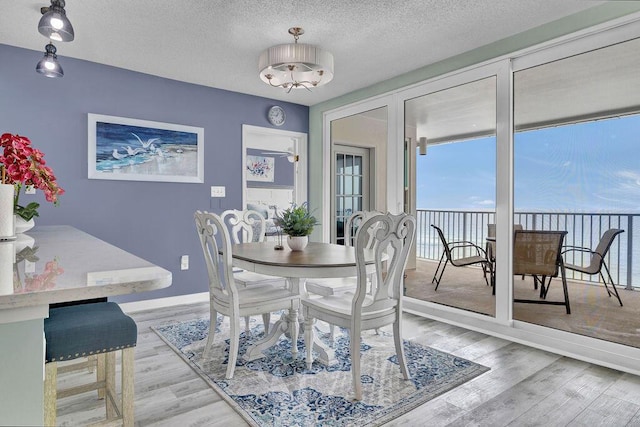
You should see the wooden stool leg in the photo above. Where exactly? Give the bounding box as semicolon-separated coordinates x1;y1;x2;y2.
105;352;117;419
121;347;135;427
97;353;106;399
44;362;57;427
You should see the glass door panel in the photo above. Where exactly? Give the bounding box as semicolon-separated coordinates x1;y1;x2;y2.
404;76;497;317
513;37;640;348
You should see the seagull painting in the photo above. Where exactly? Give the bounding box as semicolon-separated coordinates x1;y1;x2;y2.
112;148;127;160
131;132;159;149
124;145;145;156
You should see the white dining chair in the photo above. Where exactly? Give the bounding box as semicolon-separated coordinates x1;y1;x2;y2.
221;209;287;334
302;212;416;401
305;210;382;340
194;210;297;379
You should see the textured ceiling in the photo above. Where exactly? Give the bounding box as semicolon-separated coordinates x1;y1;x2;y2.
0;0;605;106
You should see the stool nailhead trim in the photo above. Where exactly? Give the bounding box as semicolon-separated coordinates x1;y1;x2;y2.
49;343;136;362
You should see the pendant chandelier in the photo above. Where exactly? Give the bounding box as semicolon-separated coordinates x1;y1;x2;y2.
259;27;334;93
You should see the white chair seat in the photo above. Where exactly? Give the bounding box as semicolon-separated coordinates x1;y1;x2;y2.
234;269;286;287
304;293;392;320
305;277;366;296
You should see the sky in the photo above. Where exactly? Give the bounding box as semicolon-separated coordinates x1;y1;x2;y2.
416;114;640;213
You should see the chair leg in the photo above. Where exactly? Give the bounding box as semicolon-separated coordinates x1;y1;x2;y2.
44;362;57;427
433;258;449;291
97;353;106;399
560;264;571;314
393;315;410;380
244;316;251;333
329;324;336;342
304;314;314;370
602;262;623;307
121;347;135;427
351;326;363;401
226;316;240;379
432;251;446;286
105;351;117;420
203;309;217;360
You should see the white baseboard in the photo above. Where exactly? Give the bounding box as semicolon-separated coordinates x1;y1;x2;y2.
119;292;209;314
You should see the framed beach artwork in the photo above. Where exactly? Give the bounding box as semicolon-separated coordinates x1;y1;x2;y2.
88;113;204;183
246;155;275;182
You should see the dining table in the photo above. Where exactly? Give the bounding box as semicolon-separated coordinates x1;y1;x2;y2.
0;225;172;426
231;241;377;365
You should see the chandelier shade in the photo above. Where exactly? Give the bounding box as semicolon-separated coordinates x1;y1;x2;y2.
38;0;74;42
259;27;334;92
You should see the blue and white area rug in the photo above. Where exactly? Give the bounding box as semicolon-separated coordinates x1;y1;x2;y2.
152;316;489;426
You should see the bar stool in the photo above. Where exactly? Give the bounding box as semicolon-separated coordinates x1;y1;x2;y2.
44;302;137;426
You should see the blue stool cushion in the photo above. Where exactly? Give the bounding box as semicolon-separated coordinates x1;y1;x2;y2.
45;302;137;363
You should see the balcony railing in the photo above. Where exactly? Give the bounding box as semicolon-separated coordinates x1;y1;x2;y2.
416;209;638;289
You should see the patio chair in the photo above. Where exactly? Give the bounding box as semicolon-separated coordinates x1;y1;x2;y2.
513;230;570;314
431;224;491;291
485;223;524;288
194;210;296;379
562;229;624;306
221;209;288;333
302;212;416;401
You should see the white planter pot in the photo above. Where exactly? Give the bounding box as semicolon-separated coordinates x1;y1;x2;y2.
287;235;308;251
15;216;35;234
0;184;15;240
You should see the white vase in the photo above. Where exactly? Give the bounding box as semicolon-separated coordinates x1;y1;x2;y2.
14;216;35;234
287;235;308;251
0;184;15;240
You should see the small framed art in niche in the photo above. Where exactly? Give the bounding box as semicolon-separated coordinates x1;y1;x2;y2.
246;155;275;182
88;113;204;183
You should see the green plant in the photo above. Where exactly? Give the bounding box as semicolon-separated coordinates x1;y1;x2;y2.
275;202;319;237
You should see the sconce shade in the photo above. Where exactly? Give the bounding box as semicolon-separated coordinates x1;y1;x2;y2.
418;137;427;155
36;43;64;78
39;0;74;42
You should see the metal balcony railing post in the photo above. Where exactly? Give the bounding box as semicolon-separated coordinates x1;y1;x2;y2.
627;215;633;290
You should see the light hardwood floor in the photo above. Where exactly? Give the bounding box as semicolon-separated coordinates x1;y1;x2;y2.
56;301;640;426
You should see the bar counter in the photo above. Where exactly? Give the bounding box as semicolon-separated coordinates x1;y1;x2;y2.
0;225;172;426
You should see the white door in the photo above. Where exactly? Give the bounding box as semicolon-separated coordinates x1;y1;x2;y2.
332;144;371;245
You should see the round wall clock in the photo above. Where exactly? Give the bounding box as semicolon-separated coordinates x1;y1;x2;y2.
268;105;286;126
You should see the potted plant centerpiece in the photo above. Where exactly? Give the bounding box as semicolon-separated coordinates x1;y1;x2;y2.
275;202;319;251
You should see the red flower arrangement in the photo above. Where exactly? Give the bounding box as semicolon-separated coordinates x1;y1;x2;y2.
0;133;64;221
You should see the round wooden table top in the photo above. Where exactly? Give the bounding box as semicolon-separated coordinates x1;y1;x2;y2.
231;242;376;279
232;242;374;267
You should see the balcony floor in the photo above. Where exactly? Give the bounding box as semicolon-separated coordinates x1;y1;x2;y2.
405;258;640;349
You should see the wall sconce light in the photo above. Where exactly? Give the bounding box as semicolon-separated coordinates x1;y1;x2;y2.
35;43;64;78
418;137;427;155
38;0;74;42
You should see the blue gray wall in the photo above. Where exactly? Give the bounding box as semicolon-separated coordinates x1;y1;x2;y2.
0;44;309;303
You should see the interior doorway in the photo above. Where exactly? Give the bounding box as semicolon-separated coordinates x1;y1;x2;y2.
332;144;371;245
241;125;308;217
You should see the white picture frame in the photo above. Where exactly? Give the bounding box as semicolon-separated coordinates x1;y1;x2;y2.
88;113;204;183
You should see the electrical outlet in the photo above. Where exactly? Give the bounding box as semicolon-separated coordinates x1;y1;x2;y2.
180;255;189;270
210;186;226;198
25;185;36;195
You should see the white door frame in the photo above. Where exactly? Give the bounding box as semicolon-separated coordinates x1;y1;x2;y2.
242;125;308;207
322;95;398;242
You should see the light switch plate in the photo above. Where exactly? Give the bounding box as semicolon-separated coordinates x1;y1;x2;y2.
211;186;226;198
180;255;189;270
